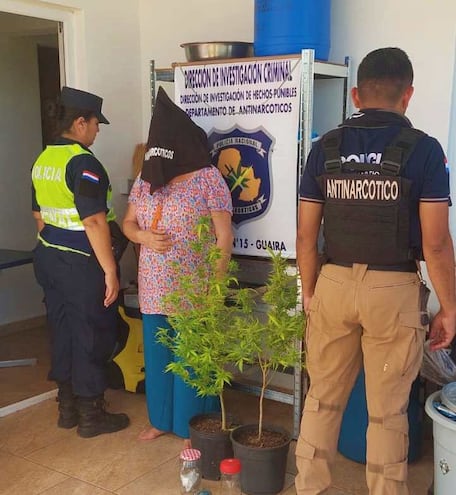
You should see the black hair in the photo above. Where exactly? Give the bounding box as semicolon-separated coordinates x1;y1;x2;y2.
357;47;414;104
55;105;96;136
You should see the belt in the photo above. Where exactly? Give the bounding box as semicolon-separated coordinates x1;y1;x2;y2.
328;261;417;273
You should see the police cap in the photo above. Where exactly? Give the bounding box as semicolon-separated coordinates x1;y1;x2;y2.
60;86;109;124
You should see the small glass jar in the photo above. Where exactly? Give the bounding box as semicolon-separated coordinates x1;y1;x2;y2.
219;458;242;495
179;448;202;494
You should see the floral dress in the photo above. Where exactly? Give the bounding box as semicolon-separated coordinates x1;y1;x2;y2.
128;165;232;315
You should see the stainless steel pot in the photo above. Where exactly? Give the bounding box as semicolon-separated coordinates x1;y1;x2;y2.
180;41;253;62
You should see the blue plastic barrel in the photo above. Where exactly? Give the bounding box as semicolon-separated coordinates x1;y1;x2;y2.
254;0;331;60
338;369;423;464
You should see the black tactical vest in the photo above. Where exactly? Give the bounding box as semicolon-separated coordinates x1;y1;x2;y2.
317;127;425;265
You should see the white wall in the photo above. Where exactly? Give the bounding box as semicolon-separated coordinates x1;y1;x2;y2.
138;0;255;134
447;43;456;229
331;0;456;152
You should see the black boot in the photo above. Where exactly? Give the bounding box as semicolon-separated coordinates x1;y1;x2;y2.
57;382;78;429
77;395;130;438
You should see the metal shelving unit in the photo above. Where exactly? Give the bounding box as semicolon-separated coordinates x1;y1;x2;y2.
150;50;350;439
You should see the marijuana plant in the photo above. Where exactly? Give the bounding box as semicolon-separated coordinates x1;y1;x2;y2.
156;216;257;431
243;248;306;442
157;217;305;441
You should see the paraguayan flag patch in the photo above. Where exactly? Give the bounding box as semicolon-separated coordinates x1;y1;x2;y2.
82;170;100;183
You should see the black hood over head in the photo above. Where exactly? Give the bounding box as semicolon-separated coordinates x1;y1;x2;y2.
141;87;211;193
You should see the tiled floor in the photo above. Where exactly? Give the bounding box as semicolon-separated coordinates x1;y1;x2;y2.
0;324;435;495
0;324;54;408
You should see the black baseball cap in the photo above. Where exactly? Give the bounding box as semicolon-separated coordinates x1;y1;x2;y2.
60;86;109;124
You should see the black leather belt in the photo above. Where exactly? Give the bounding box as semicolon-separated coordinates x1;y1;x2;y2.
328;261;417;273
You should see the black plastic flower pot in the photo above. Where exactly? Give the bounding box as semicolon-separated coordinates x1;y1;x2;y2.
230;423;291;495
189;412;236;480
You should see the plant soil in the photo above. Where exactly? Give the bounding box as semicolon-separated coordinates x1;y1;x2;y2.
235;425;288;448
191;416;239;434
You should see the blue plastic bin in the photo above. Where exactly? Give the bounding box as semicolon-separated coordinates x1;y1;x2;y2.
338;368;423;463
254;0;331;60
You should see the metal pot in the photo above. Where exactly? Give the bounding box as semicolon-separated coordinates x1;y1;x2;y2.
181;41;253;62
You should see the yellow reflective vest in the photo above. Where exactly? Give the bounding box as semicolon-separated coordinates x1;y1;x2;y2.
32;143;115;252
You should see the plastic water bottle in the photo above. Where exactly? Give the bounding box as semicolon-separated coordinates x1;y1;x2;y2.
179;448;202;494
219;458;241;495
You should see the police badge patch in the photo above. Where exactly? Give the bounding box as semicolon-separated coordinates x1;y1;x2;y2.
208;126;273;226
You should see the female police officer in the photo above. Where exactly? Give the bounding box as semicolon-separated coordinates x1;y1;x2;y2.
31;86;129;438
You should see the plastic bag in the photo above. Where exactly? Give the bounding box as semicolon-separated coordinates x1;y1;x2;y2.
420;340;456;385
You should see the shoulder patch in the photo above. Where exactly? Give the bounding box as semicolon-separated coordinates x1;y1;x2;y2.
78;178;100;198
82;170;100;183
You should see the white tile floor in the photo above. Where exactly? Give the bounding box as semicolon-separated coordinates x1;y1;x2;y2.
0;387;436;495
0;324;435;495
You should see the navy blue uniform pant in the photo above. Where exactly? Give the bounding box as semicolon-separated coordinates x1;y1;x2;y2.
33;242;118;397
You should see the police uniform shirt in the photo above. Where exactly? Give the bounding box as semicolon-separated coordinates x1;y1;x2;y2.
299;109;450;256
32;137;111;254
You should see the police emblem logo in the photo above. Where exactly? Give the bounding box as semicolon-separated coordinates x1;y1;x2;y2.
208;126;273;226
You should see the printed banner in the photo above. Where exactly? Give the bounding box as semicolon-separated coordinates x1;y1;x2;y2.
174;57;302;257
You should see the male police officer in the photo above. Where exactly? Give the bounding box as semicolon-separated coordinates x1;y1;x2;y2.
295;48;456;494
32;86;129;438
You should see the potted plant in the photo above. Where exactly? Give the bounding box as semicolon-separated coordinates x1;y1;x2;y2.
156;216;257;480
230;249;306;495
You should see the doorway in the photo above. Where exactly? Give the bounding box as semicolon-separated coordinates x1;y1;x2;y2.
0;11;62;409
38;43;61;147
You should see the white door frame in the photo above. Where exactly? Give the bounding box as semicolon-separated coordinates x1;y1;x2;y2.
0;0;86;88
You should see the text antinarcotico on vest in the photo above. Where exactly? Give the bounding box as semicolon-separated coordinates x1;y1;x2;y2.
326;177;399;201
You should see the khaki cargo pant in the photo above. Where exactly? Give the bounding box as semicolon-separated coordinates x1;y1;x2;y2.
295;263;427;495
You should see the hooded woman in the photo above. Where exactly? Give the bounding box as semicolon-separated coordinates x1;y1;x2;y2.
122;87;233;445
